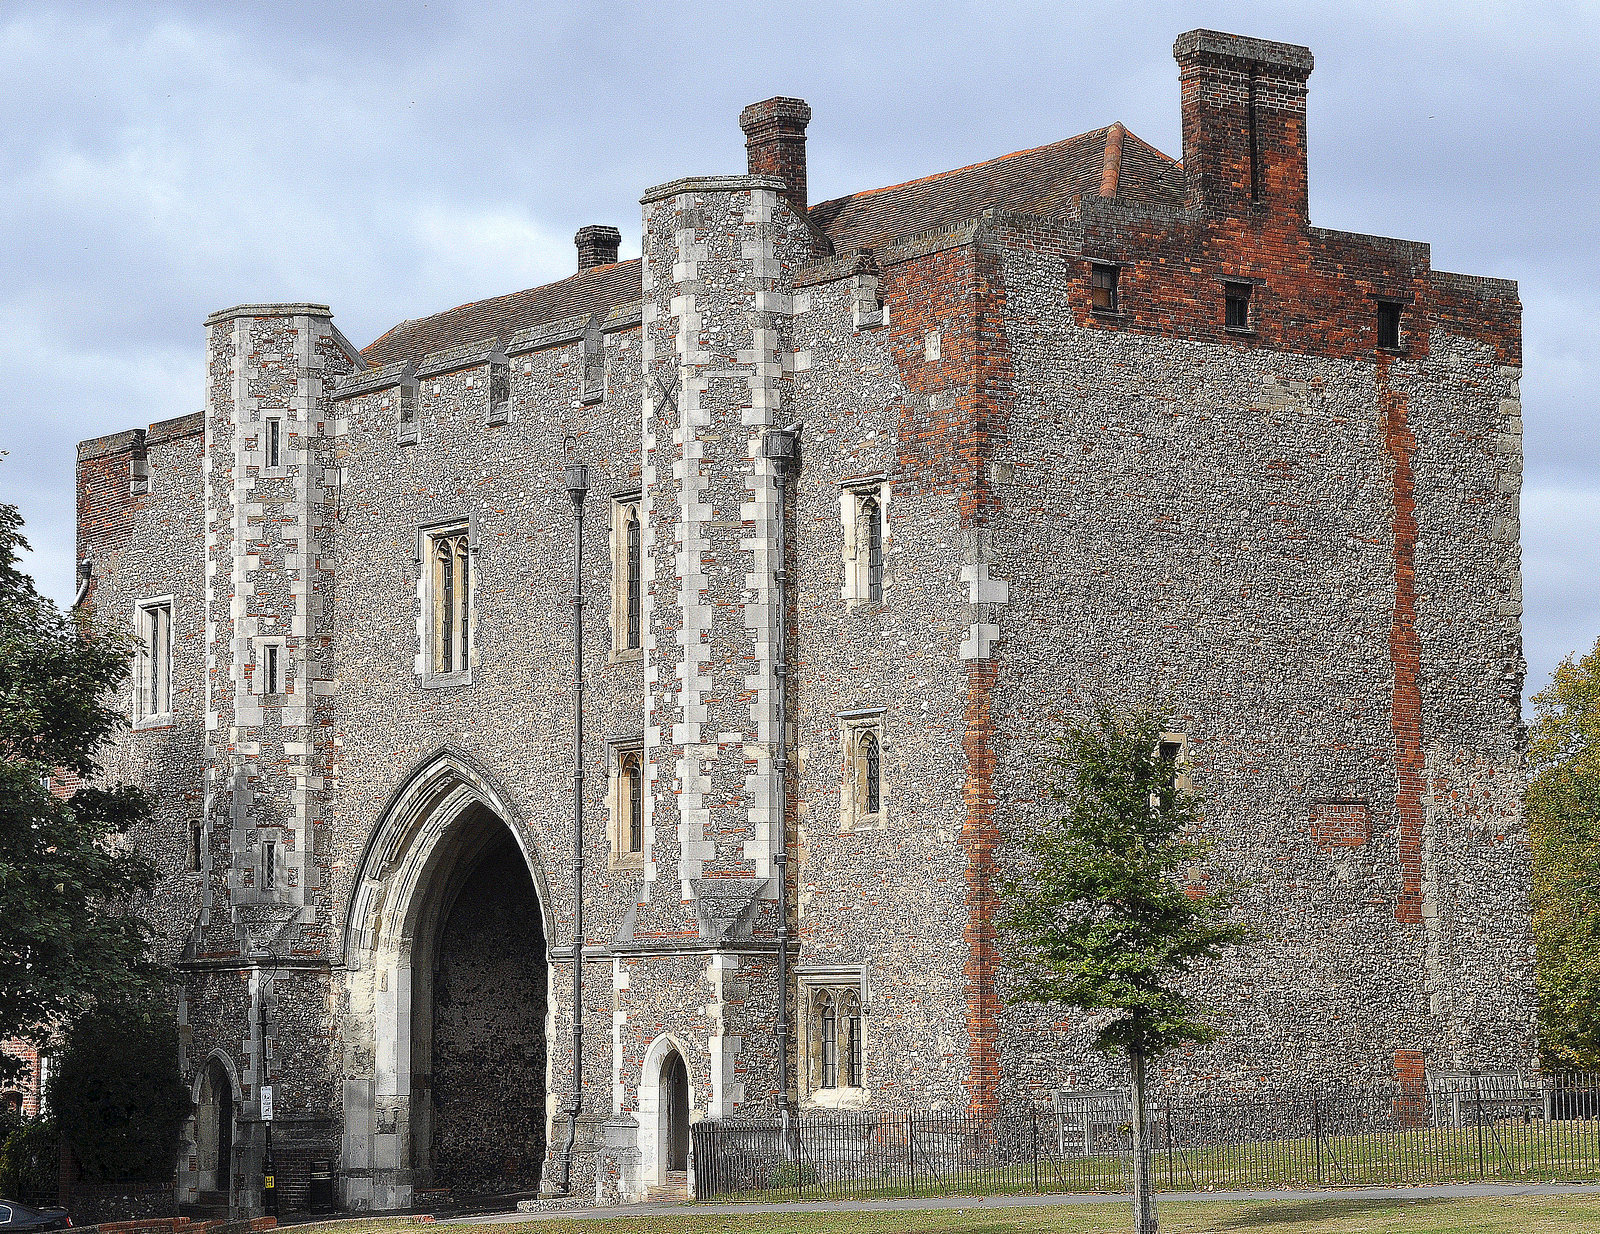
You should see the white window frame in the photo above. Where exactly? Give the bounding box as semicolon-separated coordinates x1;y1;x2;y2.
839;708;887;832
607;735;646;872
839;478;890;608
610;493;643;660
133;595;174;727
799;965;869;1107
416;517;476;687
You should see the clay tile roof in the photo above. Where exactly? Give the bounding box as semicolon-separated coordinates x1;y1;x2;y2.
361;258;643;369
811;125;1183;254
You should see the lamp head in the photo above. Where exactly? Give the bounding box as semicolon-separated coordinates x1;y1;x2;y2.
564;463;590;507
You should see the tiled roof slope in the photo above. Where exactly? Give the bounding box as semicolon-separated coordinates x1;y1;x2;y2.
361;258;642;368
359;125;1180;364
812;125;1182;254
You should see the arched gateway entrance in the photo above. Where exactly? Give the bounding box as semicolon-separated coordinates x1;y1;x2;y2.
342;753;552;1210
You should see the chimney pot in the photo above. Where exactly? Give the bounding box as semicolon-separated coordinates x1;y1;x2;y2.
575;225;622;271
738;97;812;218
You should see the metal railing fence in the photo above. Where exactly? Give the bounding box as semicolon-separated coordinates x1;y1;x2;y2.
691;1072;1600;1200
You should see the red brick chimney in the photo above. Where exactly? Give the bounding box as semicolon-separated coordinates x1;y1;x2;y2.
575;225;621;271
1174;30;1314;219
739;97;812;218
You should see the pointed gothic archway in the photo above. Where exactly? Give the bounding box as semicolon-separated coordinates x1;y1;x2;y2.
340;751;553;1211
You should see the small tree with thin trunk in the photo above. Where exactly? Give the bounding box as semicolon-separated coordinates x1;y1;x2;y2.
1000;706;1249;1234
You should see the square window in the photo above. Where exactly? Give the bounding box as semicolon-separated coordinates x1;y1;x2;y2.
1090;264;1119;313
799;970;868;1101
1377;301;1403;349
134;598;173;722
1225;284;1252;330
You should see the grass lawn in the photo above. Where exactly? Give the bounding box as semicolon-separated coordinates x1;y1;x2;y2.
304;1195;1600;1234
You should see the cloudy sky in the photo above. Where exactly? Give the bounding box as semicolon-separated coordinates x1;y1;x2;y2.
1;0;1595;705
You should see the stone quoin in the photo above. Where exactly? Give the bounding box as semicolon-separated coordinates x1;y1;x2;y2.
74;28;1533;1213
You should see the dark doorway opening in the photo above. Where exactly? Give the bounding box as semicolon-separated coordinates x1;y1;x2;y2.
662;1051;690;1172
195;1060;233;1205
416;818;547;1195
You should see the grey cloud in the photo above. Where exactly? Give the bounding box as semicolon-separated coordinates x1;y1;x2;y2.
2;0;1596;706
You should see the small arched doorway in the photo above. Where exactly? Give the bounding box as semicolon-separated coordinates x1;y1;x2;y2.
194;1059;234;1203
661;1051;690;1173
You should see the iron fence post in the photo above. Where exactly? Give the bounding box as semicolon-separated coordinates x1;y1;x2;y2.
1165;1098;1174;1191
1475;1072;1485;1181
907;1112;916;1196
1032;1108;1040;1193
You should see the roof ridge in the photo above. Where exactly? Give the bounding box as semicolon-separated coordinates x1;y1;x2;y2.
811;127;1113;213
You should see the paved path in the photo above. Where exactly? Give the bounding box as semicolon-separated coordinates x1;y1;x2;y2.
445;1180;1600;1224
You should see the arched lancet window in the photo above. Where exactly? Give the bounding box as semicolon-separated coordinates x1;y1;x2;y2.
861;495;883;602
626;506;642;649
433;531;470;674
624;752;643;853
839;989;863;1088
817;990;838;1089
860;730;880;816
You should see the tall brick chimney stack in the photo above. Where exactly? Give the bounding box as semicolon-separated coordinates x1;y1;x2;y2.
1175;30;1314;219
575;224;622;270
739;97;812;219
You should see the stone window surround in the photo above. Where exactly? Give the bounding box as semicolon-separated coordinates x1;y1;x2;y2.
609;489;643;662
414;513;478;688
838;475;891;609
1159;731;1192;795
798;964;870;1108
838;707;887;832
606;732;645;872
132;594;175;729
249;634;289;697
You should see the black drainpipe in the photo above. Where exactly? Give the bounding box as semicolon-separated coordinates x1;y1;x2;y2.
762;422;801;1129
559;461;589;1195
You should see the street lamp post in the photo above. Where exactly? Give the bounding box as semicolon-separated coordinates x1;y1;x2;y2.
558;462;589;1197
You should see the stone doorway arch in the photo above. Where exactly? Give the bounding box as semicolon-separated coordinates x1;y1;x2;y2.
340;751;554;1211
185;1052;239;1212
639;1035;696;1189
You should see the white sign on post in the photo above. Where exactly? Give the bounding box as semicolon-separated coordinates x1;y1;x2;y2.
260;1084;274;1123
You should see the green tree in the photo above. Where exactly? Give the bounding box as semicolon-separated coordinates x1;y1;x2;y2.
1528;637;1600;1069
53;1001;189;1183
1000;706;1250;1234
0;496;162;1085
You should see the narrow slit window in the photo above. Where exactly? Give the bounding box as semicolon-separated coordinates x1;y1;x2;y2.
264;644;280;696
626;506;642;649
265;419;281;469
1377;301;1403;349
818;991;838;1089
861;496;882;602
1225;283;1252;330
262;840;276;892
1090;264;1119;312
190;820;203;873
861;730;881;816
624;751;644;854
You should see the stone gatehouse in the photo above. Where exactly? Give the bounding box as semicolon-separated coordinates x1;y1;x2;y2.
74;28;1533;1213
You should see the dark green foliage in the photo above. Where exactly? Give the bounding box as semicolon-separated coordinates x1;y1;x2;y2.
52;1002;189;1183
999;705;1251;1057
0;496;162;1084
0;1118;59;1203
1528;638;1600;1069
